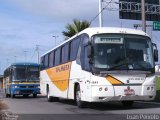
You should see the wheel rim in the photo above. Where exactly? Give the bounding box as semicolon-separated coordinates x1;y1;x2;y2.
76;90;81;104
47;89;50;99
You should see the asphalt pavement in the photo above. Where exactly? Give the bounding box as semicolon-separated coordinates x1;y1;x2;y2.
1;95;160;120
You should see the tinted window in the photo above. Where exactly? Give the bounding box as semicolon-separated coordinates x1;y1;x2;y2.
61;44;69;63
55;48;61;66
80;34;90;71
40;57;45;70
49;51;54;67
70;38;81;60
44;54;49;68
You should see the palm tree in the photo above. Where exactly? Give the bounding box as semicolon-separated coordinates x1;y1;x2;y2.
62;19;90;39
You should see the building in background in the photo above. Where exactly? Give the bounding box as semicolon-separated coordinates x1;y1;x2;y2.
0;75;3;89
155;64;160;72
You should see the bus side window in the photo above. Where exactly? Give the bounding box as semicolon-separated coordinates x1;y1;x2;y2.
70;37;81;61
40;57;45;70
61;44;69;64
55;48;61;66
44;54;49;69
49;51;54;68
80;34;90;71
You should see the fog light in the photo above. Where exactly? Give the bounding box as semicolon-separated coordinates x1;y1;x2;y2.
104;87;108;91
151;87;154;91
99;87;102;91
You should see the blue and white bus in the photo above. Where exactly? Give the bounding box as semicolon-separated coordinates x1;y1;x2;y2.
3;63;40;98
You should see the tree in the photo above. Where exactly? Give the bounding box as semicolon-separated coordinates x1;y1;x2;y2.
62;19;90;39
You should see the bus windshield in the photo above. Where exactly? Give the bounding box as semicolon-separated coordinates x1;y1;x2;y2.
92;34;154;71
14;66;39;81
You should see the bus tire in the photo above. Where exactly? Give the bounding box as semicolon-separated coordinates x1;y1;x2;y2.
8;94;11;98
23;94;29;98
75;85;85;108
11;94;15;98
122;101;134;107
5;94;8;98
33;94;37;98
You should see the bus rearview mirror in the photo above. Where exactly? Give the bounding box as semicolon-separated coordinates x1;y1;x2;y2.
154;49;158;62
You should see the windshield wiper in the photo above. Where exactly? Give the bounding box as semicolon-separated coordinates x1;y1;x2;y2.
108;58;128;71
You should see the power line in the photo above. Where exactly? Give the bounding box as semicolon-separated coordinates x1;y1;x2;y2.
90;0;114;25
30;48;36;61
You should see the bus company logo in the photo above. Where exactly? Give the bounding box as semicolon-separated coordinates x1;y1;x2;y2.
56;64;70;73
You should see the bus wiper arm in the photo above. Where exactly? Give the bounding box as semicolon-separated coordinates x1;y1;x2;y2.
108;58;128;70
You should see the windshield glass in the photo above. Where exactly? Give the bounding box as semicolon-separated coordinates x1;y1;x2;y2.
14;66;39;81
93;34;154;71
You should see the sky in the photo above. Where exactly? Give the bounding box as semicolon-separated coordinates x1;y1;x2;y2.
0;0;160;74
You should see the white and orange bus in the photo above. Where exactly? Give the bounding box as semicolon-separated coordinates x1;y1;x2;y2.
40;27;158;108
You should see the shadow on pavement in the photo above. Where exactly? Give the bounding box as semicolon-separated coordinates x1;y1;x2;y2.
55;99;160;111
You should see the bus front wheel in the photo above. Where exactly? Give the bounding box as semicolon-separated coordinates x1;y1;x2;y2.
11;94;15;98
33;94;37;98
75;85;85;108
5;94;9;98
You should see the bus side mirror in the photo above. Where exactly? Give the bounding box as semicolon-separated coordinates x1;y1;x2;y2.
152;43;158;62
154;49;158;62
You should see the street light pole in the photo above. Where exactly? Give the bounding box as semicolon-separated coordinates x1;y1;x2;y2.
24;51;27;62
36;45;40;64
141;0;146;32
14;56;17;63
99;0;103;27
52;35;59;47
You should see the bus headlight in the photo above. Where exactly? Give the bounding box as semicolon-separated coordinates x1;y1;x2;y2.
14;86;19;88
35;86;40;88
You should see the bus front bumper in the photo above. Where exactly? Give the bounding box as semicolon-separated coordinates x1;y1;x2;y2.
12;88;40;95
90;85;156;102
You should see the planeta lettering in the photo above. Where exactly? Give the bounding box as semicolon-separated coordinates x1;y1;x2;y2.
56;64;70;73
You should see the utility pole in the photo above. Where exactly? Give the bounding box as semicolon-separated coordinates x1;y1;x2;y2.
36;45;40;64
141;0;146;32
99;0;103;27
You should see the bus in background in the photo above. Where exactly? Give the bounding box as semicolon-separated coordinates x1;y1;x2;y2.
40;27;158;108
3;63;40;98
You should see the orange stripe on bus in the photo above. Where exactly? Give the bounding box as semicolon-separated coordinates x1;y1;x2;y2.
46;62;72;91
106;75;124;85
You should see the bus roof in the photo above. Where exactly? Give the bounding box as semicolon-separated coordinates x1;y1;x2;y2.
11;62;39;67
41;27;149;57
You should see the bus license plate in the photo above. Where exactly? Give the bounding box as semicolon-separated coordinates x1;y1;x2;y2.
124;89;135;95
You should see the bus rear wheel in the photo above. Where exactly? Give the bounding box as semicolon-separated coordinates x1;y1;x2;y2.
122;101;134;107
75;85;85;108
23;94;29;98
11;94;15;98
33;94;37;98
5;94;9;98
